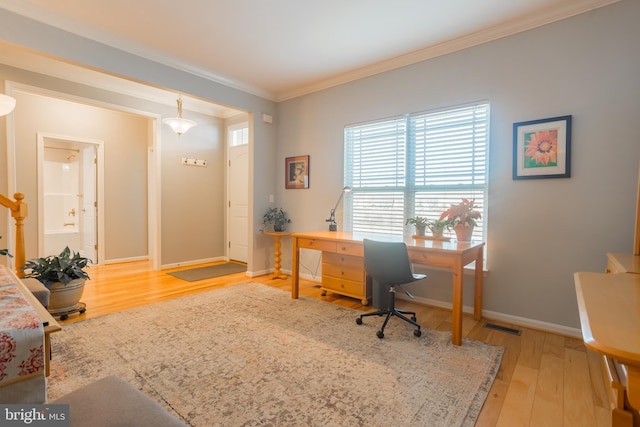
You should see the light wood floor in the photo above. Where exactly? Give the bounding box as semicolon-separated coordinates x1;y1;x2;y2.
58;260;611;427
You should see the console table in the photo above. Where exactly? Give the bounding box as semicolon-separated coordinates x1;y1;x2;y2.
291;231;484;346
574;270;640;426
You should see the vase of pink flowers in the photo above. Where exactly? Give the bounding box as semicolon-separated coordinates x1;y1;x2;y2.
439;199;481;242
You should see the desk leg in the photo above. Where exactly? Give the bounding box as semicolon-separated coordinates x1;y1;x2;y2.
474;247;483;321
452;257;463;346
291;237;300;299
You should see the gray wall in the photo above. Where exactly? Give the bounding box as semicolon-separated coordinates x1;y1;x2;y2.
12;89;149;261
275;0;640;330
0;9;278;272
160;111;225;264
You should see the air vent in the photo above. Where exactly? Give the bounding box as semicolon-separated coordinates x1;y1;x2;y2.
484;323;521;335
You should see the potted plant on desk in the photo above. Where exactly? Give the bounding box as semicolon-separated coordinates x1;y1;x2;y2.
23;246;90;319
405;216;429;236
426;219;452;238
440;198;481;242
406;216;452;238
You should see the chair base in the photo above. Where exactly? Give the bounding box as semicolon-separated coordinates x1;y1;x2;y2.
356;286;422;338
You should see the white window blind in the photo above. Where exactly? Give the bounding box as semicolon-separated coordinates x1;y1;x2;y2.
344;102;489;241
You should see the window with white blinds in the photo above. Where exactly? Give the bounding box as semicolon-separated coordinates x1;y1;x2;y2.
344;101;489;241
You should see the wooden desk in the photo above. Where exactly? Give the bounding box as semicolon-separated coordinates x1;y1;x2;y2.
263;231;291;279
574;272;640;424
291;231;485;346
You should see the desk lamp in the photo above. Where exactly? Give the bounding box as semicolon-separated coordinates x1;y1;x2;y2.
326;186;351;231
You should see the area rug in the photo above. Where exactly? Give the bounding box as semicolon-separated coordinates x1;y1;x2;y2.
47;283;503;427
167;262;247;281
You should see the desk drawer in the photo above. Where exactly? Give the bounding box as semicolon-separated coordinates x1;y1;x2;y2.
323;251;362;267
297;238;337;252
321;251;368;304
337;242;364;257
409;251;451;268
323;252;364;282
321;276;364;297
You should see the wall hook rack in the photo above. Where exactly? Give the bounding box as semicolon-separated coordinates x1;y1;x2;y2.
182;157;208;167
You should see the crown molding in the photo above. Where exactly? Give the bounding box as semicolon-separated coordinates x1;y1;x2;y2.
275;0;622;102
0;0;622;104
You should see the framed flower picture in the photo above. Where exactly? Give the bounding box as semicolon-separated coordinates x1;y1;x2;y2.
285;155;309;189
513;115;572;179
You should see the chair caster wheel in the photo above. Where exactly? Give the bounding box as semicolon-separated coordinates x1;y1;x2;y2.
414;329;422;337
377;330;384;339
60;314;68;321
356;318;363;325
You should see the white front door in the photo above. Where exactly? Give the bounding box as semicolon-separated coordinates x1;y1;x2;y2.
228;143;249;262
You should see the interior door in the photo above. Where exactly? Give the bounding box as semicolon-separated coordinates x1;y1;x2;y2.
81;145;97;262
228;143;249;262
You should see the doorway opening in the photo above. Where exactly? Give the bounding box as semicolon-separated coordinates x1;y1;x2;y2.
37;133;104;264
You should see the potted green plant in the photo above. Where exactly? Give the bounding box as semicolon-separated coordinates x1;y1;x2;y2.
23;246;90;317
262;207;292;232
439;198;481;241
405;216;430;236
426;218;452;238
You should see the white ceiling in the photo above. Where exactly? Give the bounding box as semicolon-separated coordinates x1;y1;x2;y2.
0;0;620;107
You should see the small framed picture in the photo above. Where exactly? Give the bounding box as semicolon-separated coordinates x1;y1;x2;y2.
285;155;309;189
513;115;572;180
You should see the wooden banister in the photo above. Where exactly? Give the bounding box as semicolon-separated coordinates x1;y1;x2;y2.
0;192;28;276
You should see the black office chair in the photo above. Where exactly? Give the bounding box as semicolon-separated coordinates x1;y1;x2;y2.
356;239;426;338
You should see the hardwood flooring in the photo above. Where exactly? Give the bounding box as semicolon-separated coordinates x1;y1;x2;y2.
59;260;611;426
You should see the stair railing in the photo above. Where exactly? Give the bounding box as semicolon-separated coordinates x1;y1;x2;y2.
0;192;27;276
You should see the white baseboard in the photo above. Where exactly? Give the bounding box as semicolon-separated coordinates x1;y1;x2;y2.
103;255;148;265
161;256;227;270
397;294;582;338
247;268;270;277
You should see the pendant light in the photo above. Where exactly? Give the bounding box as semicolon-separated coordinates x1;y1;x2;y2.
0;94;16;116
163;96;196;136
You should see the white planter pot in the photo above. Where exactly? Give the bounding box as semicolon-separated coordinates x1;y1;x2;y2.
48;279;86;315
